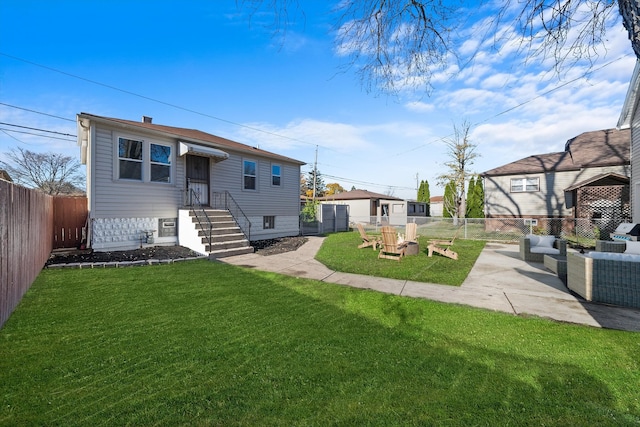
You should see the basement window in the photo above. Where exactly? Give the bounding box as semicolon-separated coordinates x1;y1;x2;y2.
263;216;275;229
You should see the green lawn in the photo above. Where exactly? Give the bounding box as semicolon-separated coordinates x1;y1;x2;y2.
1;260;639;426
316;231;485;285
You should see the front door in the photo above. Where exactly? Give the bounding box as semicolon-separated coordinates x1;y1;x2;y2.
186;155;210;205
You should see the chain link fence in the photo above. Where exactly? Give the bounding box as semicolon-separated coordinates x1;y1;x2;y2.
349;216;626;247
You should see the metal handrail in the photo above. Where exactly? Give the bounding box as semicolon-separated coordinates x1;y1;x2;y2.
211;191;251;241
188;189;213;250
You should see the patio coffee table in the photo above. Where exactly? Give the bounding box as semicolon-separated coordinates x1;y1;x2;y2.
544;254;567;284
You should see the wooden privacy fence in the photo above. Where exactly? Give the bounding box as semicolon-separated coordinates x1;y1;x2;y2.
0;180;54;328
53;196;88;249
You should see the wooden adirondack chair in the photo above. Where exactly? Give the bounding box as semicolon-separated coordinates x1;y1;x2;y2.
378;226;406;261
356;223;380;249
427;226;460;260
405;223;418;243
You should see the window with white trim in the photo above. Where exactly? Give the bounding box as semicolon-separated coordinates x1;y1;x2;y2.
243;160;257;190
116;136;172;183
271;164;281;186
511;177;539;192
150;143;172;182
118;138;143;180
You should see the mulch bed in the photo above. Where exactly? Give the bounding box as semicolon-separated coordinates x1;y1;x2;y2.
46;236;308;265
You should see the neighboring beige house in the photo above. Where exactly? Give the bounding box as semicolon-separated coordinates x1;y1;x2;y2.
317;189;426;225
481;128;631;226
77;113;305;254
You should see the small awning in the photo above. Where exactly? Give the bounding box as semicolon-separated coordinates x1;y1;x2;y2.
178;141;229;161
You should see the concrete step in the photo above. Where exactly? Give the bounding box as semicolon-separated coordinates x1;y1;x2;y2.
201;233;246;244
194;220;238;230
205;239;251;252
197;227;242;237
189;209;231;218
208;246;255;259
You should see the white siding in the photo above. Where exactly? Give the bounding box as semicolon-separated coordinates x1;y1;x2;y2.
485;166;630;217
90;126;183;219
632;102;640;223
86;120;302;246
211;154;300;215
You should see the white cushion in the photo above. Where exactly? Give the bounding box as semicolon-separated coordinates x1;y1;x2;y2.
525;234;540;246
530;246;559;255
586;252;640;262
536;236;556;248
624;241;640;255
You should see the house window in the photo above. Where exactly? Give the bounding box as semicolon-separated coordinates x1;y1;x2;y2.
418;204;425;213
263;215;275;229
511;177;539;192
118;138;143;180
271;164;281;186
243;160;257;190
117;136;173;183
150;143;172;182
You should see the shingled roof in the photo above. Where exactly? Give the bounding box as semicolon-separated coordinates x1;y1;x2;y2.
78;113;305;165
481;128;630;177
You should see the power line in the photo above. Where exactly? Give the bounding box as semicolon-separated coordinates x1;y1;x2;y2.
0;128;76;142
0;122;76;137
0;52;629;195
0;129;35;145
0;102;75;122
0;52;327;150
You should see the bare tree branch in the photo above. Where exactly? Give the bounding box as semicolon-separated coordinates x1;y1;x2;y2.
236;1;633;94
0;148;85;195
437;120;479;220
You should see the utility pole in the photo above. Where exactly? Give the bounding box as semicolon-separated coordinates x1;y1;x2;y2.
312;145;318;201
415;173;419;190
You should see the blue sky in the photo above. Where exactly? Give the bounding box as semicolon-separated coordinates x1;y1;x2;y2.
0;1;636;200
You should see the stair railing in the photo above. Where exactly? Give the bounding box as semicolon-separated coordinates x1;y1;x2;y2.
211;191;251;242
188;189;213;250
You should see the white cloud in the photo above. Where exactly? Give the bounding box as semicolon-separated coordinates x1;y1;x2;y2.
404;101;435;113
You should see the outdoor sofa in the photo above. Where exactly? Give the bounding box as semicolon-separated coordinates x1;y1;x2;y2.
595;240;627;253
567;243;640;309
519;235;567;263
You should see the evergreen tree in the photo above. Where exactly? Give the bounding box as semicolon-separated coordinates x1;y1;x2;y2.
474;177;485;218
443;181;456;219
417;179;431;216
303;168;326;198
466;176;485;218
466;176;476;218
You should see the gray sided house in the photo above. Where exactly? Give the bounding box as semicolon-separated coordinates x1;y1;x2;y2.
618;60;640;224
481;128;631;227
317;189;427;225
77;113;305;255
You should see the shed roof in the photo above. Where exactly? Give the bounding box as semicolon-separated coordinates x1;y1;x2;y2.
317;189;403;201
481;128;630;177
